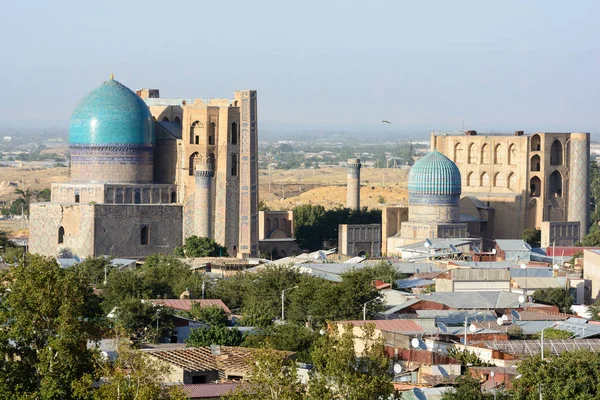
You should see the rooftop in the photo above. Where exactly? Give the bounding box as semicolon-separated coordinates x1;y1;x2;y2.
148;299;231;313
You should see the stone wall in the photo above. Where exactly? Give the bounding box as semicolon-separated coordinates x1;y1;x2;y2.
93;205;182;258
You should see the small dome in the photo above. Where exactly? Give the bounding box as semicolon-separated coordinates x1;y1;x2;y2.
408;151;461;196
69;78;154;146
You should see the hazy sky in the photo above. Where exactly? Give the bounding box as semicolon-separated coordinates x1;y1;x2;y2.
1;0;599;135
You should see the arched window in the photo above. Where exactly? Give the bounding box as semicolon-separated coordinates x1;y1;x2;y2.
493;172;505;187
231;122;238;145
134;191;141;204
549;170;563;197
530;176;541;197
191;121;202;145
530;155;541;172
531;134;541;151
75;192;80;203
171;191;177;203
58;226;64;244
189;152;200;176
508;143;517;165
468;143;477;164
480;172;490;187
174;116;181;125
266;218;271;234
453;142;463;163
282;218;288;233
467;172;476;187
141;226;149;246
550;140;563;165
481;143;490;164
494;143;503;164
162;116;170;122
508;172;517;191
273;218;279;229
207;153;215;171
208;122;216;146
231;154;238;176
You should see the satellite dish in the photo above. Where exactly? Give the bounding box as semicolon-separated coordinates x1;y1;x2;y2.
492;248;497;255
490;371;495;378
411;338;420;348
393;363;403;374
518;295;526;304
438;322;448;333
469;323;477;333
553;264;560;270
424;239;431;248
524;243;532;251
415;268;420;274
319;329;326;336
450;244;458;252
497;317;504;326
502;315;509;321
511;309;521;321
73;255;81;263
473;246;481;253
520;263;527;269
100;351;109;360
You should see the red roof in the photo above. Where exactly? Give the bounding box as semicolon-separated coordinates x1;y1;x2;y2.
183;383;240;398
546;247;599;257
149;299;231;313
338;320;423;333
374;280;392;290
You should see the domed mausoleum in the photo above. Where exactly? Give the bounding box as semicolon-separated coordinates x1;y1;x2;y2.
395;150;467;245
407;150;462;223
28;77;259;259
69;78;155;183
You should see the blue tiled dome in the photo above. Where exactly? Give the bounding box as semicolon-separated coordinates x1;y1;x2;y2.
69;78;154;145
408;151;461;196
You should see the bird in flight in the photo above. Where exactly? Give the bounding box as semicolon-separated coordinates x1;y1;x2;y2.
382;120;392;124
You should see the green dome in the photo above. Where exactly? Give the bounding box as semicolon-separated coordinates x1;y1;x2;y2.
408;151;461;197
69;78;154;146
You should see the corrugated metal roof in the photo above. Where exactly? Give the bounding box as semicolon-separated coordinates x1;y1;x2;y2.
417;291;524;309
383;298;422;315
496;239;531;252
509;267;553;278
450;261;516;269
396;278;435;289
547;247;598;257
338;319;424;333
511;277;564;289
149;299;231;313
451;268;510;281
416;310;497;325
483;339;600;356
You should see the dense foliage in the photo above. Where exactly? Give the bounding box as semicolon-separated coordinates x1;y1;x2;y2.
522;228;541;248
0;255;103;399
531;287;573;313
242;323;320;363
209;264;383;327
231;323;398;400
293;204;382;251
181;235;229;257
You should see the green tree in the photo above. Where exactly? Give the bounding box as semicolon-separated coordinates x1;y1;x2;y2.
0;255;103;399
308;323;397;400
523;228;541;247
531;287;573;313
242;323;319;363
447;348;490;367
79;344;188;400
183;235;229;257
9;197;26;215
185;325;244;347
228;348;305;400
112;298;174;344
579;224;600;246
532;328;572;340
441;374;495;400
188;304;229;326
36;187;51;202
512;350;600;399
589;298;600;321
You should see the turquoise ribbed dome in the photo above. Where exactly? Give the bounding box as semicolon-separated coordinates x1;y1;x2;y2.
69;79;154;145
408;151;461;196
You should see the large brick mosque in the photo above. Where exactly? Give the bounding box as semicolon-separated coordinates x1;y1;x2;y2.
29;76;259;258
